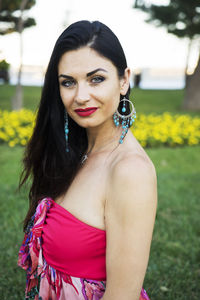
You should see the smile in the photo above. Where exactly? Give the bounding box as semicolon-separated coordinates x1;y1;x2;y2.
74;107;98;117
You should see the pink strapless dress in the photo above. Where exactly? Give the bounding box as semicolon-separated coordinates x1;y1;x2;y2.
18;197;150;299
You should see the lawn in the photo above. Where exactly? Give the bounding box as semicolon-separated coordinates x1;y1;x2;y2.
0;84;199;116
0;84;42;111
0;85;200;299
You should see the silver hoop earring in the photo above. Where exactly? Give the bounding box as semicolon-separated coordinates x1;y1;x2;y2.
113;97;137;144
116;97;136;120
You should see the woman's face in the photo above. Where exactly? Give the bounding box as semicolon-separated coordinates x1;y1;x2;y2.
58;46;130;129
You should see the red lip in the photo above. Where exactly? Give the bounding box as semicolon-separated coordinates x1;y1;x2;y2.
75;107;98;117
75;107;98;112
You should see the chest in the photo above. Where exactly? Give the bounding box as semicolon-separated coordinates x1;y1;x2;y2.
55;158;109;231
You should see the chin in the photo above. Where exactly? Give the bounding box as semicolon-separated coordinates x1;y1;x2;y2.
77;119;102;129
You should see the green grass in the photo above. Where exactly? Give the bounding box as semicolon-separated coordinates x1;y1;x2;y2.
131;88;200;116
131;88;183;114
0;84;41;111
0;85;200;299
1;84;200;117
0;145;27;299
145;145;200;299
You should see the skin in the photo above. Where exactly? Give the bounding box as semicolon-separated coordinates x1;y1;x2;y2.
58;46;130;152
57;46;157;300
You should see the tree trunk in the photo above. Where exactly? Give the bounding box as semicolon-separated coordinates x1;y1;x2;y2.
11;0;28;111
12;28;23;110
182;52;200;110
184;38;192;86
12;83;23;110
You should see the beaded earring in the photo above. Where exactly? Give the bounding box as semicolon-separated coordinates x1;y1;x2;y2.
64;111;69;152
113;97;136;144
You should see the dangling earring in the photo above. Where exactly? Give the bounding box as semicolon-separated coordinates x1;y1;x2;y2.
64;111;69;152
113;97;136;144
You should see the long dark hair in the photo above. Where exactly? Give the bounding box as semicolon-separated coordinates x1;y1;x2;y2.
20;20;131;231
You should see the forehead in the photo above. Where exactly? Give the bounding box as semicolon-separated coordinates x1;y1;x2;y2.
58;46;116;74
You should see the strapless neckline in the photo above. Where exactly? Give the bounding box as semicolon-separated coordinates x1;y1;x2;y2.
51;198;106;233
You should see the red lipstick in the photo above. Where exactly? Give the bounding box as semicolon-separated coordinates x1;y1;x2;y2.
74;107;98;117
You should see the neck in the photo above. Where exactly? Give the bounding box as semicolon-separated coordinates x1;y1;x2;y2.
85;119;122;154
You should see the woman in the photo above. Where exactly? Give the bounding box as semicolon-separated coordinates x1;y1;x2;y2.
18;20;157;300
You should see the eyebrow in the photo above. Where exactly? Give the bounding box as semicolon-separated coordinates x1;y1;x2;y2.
58;68;108;79
87;68;107;77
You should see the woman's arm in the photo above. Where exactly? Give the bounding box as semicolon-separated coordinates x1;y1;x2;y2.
102;154;157;300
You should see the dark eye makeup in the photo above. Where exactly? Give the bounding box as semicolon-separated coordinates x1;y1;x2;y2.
91;76;105;83
60;75;105;87
60;79;75;87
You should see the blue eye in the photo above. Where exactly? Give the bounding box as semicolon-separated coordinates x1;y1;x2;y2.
61;80;75;87
91;76;105;83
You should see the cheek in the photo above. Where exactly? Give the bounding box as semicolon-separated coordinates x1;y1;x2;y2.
103;85;120;108
59;88;74;107
98;91;120;117
95;80;120;103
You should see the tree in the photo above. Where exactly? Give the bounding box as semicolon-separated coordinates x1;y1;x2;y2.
0;0;36;35
0;59;10;83
0;0;36;110
133;0;200;110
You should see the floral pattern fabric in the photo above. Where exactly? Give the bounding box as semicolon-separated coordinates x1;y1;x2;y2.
18;198;150;299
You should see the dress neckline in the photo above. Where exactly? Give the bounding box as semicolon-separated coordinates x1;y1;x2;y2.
50;198;106;233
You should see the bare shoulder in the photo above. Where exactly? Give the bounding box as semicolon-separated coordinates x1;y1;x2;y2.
108;150;157;195
105;148;157;225
103;150;157;299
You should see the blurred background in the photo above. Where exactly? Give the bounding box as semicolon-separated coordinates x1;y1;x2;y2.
1;0;200;90
0;0;200;299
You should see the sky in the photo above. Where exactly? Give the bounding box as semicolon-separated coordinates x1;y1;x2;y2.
0;0;199;73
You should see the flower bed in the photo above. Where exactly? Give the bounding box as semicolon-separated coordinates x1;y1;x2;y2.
0;109;200;148
0;109;35;147
132;112;200;147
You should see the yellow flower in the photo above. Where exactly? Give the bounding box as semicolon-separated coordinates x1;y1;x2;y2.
0;109;200;148
8;140;16;147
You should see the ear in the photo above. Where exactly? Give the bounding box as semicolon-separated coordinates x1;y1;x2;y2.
119;67;131;96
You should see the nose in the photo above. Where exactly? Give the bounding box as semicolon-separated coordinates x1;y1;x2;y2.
74;82;90;104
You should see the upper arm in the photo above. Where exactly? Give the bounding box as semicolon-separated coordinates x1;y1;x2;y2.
104;154;157;300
